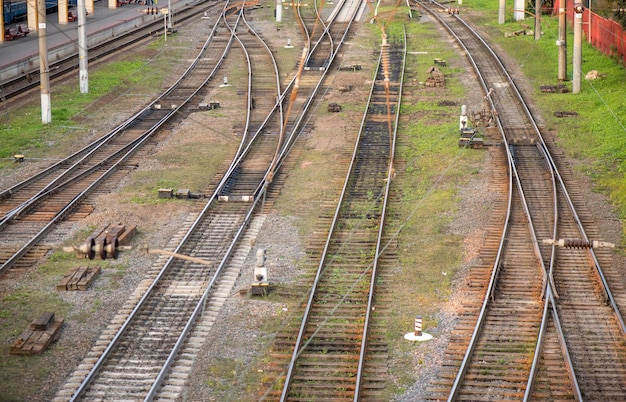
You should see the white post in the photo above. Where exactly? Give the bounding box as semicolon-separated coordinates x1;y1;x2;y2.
276;0;281;22
514;0;525;21
78;0;88;93
167;0;172;29
573;4;583;93
558;3;566;81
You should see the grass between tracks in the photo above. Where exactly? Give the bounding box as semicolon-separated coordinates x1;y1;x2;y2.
0;40;177;170
463;2;626;240
0;1;625;401
0;33;215;401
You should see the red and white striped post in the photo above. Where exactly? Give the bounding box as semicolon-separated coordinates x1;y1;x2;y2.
404;314;433;342
414;315;423;337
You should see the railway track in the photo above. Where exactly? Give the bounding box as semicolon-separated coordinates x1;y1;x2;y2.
51;3;285;399
50;0;367;398
258;27;406;401
0;2;238;277
418;1;626;400
0;0;225;103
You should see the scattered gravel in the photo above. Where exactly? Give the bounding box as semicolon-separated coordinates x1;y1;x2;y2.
2;5;624;402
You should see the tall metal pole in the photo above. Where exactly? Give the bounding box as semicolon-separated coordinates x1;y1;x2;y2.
498;0;505;24
37;0;51;124
573;4;583;93
78;0;88;93
557;1;567;81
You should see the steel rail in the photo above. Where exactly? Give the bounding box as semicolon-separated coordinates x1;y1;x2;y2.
279;47;383;402
68;0;358;397
445;3;624;397
440;6;624;336
0;4;225;220
279;18;394;399
417;2;569;401
69;2;311;397
67;4;244;400
0;0;223;101
0;3;233;276
416;4;528;399
263;1;362;195
354;24;406;402
421;1;612;400
144;9;284;398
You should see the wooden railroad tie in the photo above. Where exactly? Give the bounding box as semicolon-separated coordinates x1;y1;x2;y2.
540;84;568;93
92;223;136;246
57;266;101;291
10;312;64;355
554;111;579;118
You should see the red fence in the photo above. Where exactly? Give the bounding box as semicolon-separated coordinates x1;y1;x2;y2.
554;0;626;64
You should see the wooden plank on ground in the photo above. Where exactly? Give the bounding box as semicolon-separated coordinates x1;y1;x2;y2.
78;267;101;290
30;312;54;331
11;313;64;355
56;266;100;291
56;271;74;291
68;266;88;290
117;225;136;245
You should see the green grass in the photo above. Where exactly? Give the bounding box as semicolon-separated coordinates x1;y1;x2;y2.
0;45;182;170
0;286;72;400
460;5;626;236
0;30;192;402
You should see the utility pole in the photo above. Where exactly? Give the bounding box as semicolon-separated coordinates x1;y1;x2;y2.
573;3;583;93
37;0;51;124
534;0;542;40
78;0;88;93
557;1;567;81
167;0;172;29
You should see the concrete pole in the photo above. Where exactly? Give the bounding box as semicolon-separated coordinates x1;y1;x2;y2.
558;2;566;81
276;0;282;22
58;0;69;23
573;5;583;93
498;0;505;24
28;0;37;31
534;0;541;40
78;0;88;93
37;0;51;124
86;0;94;15
514;0;525;21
